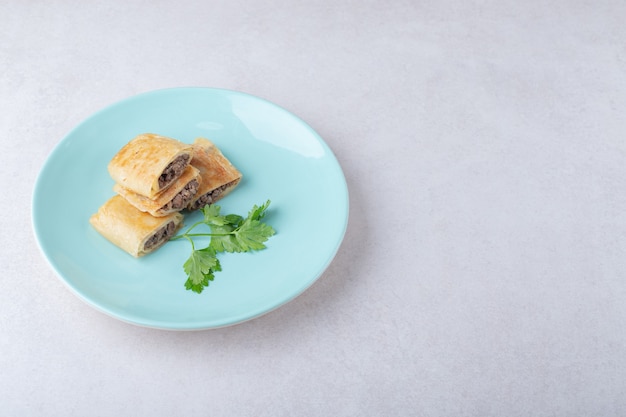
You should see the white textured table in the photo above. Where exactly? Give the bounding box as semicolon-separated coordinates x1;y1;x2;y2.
3;1;626;415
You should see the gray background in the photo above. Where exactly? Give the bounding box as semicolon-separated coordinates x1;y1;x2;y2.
2;1;626;415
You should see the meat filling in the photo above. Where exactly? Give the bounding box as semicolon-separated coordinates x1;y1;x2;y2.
158;154;191;189
144;221;177;251
160;179;200;213
189;180;237;210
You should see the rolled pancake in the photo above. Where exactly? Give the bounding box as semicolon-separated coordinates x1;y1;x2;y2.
108;133;194;198
89;195;184;257
114;165;201;217
187;138;242;210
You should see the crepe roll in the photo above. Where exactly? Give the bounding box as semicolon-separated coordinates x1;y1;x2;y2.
108;133;194;198
89;195;184;257
114;165;201;217
187;138;242;211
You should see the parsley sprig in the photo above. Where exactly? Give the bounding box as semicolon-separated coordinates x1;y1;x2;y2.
172;200;276;293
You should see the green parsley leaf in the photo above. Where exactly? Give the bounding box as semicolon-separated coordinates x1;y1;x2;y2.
182;247;219;293
224;214;244;225
201;204;227;225
247;200;271;221
209;224;242;253
233;219;276;251
174;200;276;293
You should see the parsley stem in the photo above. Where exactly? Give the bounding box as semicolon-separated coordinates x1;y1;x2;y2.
173;232;234;239
184;235;195;250
188;232;234;237
183;220;205;234
171;223;236;240
170;220;213;241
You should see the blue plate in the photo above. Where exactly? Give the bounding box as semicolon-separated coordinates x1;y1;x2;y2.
32;87;349;330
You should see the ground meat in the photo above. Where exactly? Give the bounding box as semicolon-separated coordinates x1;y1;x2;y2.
159;179;199;212
188;180;237;210
158;154;190;189
144;221;176;251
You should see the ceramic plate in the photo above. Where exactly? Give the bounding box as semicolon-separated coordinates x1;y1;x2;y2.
32;87;349;330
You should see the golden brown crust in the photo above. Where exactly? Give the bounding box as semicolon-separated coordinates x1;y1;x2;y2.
187;138;242;210
114;165;201;217
107;133;193;198
89;195;184;257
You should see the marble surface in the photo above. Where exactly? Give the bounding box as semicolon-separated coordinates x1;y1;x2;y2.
2;1;626;415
